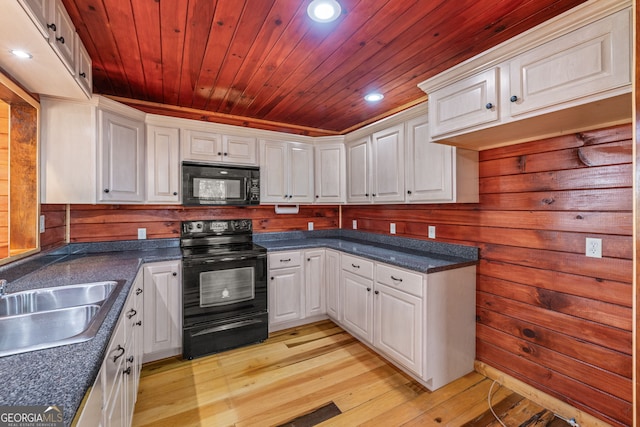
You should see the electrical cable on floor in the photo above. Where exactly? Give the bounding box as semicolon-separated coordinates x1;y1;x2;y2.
488;379;580;427
488;380;508;427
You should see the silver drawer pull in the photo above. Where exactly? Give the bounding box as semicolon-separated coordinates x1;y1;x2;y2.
280;258;291;262
351;264;360;269
391;276;403;282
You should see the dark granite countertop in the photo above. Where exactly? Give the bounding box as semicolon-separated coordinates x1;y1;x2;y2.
254;230;478;273
0;239;181;427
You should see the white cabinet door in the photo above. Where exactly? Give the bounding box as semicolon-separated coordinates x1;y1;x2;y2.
405;115;453;202
75;34;92;97
98;110;145;203
314;143;345;203
146;125;180;203
182;129;222;162
182;130;257;165
346;137;370;203
143;261;182;363
374;282;423;376
429;67;499;138
371;124;404;203
260;140;288;203
341;270;374;344
269;266;303;325
289;143;314;203
260;140;314;203
18;0;49;37
508;8;631;118
223;135;257;165
325;250;341;322
304;249;325;318
49;0;76;73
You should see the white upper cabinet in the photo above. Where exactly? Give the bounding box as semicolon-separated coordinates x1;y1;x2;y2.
10;0;91;99
49;0;76;73
507;8;630;118
420;1;631;149
405;114;478;203
346;124;404;204
346;137;371;203
98;110;145;203
314;142;346;203
224;135;258;165
182;129;257;165
75;34;93;97
41;95;147;204
146;125;180;204
260;140;314;204
371;124;404;203
429;68;499;138
19;0;49;37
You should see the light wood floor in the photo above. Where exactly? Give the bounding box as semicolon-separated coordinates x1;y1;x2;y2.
132;320;569;427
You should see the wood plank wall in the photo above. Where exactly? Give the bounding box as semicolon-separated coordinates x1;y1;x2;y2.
40;205;339;243
0;101;8;258
342;124;633;427
9;103;38;253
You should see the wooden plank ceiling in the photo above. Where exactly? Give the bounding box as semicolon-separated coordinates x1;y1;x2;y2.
61;0;587;136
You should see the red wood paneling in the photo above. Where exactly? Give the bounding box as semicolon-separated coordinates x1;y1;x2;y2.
63;204;338;242
342;124;633;426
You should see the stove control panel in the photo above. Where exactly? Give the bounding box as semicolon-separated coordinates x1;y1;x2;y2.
182;219;252;236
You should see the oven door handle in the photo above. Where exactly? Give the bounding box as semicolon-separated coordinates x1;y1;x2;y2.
191;318;265;336
184;253;266;265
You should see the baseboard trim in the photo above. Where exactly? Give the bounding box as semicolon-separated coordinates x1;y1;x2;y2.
475;361;613;427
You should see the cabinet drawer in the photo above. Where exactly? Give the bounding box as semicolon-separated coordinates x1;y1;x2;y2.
269;251;302;269
376;264;423;297
341;254;374;279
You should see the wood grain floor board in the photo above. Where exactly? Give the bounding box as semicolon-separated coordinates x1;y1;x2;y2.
132;320;570;427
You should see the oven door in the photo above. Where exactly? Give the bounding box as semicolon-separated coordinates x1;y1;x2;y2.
182;253;267;328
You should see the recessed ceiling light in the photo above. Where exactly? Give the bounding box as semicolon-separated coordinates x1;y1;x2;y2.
10;49;32;59
307;0;341;23
364;93;384;102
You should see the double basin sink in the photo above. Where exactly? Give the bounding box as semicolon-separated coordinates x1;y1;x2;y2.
0;280;125;357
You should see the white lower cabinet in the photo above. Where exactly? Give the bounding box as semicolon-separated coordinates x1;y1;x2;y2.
373;265;423;377
142;260;182;363
304;249;326;317
324;250;341;322
266;247;475;391
340;254;375;344
339;253;476;391
268;250;328;332
76;272;145;427
268;252;303;328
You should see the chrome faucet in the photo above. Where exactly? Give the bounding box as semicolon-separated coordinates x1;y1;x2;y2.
0;280;6;296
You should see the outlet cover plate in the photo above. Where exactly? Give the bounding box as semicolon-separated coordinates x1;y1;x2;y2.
308;222;314;231
352;220;357;230
138;228;147;240
428;226;436;239
585;237;602;258
39;215;45;233
390;223;396;234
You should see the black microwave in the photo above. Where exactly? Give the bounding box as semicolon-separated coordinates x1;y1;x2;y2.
182;162;260;206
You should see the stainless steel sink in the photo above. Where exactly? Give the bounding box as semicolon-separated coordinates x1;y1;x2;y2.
0;280;125;357
0;281;118;317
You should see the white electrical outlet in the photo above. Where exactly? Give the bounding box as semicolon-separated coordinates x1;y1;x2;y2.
428;225;436;239
39;215;45;233
138;228;147;240
352;220;357;229
585;237;602;258
390;223;396;234
308;222;314;231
